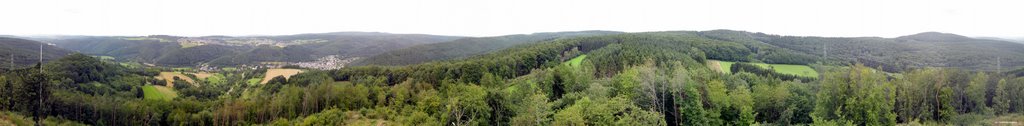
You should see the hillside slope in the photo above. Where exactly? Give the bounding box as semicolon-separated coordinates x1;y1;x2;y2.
353;30;624;66
0;37;74;70
37;32;461;66
355;30;1024;73
750;31;1024;71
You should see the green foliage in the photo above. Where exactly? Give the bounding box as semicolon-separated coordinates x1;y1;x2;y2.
511;93;552;126
993;79;1011;114
728;85;756;126
894;68;958;122
8;30;1024;126
813;64;897;125
295;108;348;126
678;83;709;125
440;83;491;125
0;37;74;69
45;33;461;66
356;31;622;66
967;72;990;114
760;32;1024;72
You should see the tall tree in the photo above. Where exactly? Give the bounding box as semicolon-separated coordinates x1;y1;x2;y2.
966;72;990;114
813;64;896;125
993;79;1010;114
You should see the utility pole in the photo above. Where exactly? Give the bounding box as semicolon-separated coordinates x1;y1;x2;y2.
39;44;43;63
9;46;12;69
35;43;43;126
822;43;828;59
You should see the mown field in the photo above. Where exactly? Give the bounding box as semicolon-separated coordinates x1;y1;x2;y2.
710;60;819;78
142;85;178;101
564;55;587;68
259;69;304;84
154;72;195;87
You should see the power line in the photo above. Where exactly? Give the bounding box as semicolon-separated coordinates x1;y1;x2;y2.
9;46;13;69
997;56;1001;73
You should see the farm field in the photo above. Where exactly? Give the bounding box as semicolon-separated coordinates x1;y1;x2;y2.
154;72;195;87
710;60;819;78
203;73;227;85
259;69;304;84
142;85;178;101
191;72;214;79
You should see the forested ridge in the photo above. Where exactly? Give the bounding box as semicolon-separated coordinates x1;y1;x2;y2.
2;31;1024;125
353;30;624;66
35;32;462;66
0;37;74;70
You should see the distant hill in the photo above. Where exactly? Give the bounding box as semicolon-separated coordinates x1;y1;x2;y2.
16;30;1024;72
353;30;625;66
744;31;1024;72
357;30;1024;72
35;32;462;66
0;37;74;70
977;37;1024;44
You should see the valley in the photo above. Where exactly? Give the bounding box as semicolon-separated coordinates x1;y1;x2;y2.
2;30;1024;125
4;0;1022;125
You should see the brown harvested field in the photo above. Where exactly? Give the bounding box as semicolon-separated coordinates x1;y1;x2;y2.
260;69;304;84
154;72;196;87
191;72;214;79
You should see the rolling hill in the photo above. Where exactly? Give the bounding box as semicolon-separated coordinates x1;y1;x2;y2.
34;32;462;66
0;37;74;70
356;30;1024;72
748;31;1024;72
13;30;1024;72
353;30;624;66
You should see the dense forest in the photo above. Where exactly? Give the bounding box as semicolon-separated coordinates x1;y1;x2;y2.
0;37;73;70
753;31;1024;72
353;30;624;66
357;30;1024;73
34;32;461;66
3;31;1024;125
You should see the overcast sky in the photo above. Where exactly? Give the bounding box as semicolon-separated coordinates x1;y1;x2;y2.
2;0;1022;38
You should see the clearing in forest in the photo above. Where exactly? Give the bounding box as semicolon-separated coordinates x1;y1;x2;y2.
710;60;818;78
563;55;588;68
154;72;196;87
191;72;214;79
142;85;178;101
260;68;304;84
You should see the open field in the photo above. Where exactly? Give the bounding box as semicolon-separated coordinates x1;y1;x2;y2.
260;69;304;84
564;55;587;68
142;85;178;101
710;60;818;78
172;67;193;71
94;56;115;60
191;72;214;79
204;73;227;85
154;72;195;87
180;42;202;48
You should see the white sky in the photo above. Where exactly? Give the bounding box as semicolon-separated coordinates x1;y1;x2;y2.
1;0;1022;38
